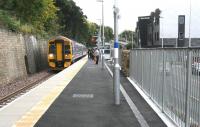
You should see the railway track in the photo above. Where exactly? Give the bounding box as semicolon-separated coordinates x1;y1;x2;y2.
0;73;54;108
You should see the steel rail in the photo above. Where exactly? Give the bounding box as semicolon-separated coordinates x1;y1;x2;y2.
0;73;53;105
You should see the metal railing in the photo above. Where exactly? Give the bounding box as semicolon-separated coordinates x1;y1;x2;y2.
129;48;200;127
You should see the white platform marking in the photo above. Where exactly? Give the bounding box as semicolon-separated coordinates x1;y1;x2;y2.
105;63;150;127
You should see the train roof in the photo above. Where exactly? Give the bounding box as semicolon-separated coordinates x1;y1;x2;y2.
49;36;71;42
48;36;86;47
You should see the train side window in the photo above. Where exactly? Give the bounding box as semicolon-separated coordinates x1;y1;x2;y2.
49;44;55;53
65;45;71;54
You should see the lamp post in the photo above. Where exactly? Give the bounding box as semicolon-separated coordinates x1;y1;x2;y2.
185;1;192;127
132;31;134;49
113;0;120;105
97;0;105;69
188;0;192;48
96;19;102;49
160;16;164;48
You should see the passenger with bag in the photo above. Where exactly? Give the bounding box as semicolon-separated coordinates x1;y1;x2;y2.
94;48;100;64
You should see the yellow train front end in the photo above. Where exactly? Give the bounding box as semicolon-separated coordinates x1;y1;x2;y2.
48;36;72;70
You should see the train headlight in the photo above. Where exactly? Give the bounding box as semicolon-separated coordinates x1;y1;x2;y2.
65;54;69;59
49;54;54;58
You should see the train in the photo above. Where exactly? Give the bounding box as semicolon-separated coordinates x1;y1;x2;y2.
48;36;87;70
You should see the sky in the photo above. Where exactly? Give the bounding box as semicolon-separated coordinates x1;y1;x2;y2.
73;0;200;38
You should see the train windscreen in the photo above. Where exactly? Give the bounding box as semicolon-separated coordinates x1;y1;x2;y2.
65;45;70;54
49;44;55;54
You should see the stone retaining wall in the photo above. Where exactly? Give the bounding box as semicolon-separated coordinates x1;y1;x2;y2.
0;29;48;86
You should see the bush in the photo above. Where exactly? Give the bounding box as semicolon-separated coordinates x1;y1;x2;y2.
0;10;20;32
126;42;136;49
0;0;58;37
19;24;33;34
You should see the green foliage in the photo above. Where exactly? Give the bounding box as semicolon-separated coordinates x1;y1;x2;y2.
155;8;161;18
0;0;113;43
0;10;20;32
19;24;34;34
150;8;161;24
119;30;136;49
119;30;136;43
0;0;58;36
5;0;57;24
55;0;88;42
104;26;113;42
125;42;136;49
0;0;15;11
84;22;98;47
87;22;98;36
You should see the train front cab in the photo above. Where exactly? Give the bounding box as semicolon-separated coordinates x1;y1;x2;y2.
48;38;72;70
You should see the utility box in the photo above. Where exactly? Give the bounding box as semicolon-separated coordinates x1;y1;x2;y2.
178;15;185;47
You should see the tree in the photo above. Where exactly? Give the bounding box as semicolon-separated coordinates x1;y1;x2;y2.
0;0;15;11
0;0;58;35
86;22;99;46
55;0;88;42
150;11;155;23
154;8;161;24
119;30;136;43
125;42;136;49
119;30;136;49
104;26;113;42
0;0;113;43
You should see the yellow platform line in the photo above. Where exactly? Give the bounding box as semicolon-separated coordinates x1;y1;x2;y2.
13;57;87;127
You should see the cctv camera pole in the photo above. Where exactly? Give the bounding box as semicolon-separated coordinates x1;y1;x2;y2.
97;0;104;69
101;0;105;69
185;0;192;127
113;0;120;105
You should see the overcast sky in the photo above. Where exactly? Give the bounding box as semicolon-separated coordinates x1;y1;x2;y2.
73;0;200;38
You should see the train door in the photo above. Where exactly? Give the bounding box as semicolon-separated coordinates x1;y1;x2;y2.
56;42;63;61
55;42;64;68
64;42;72;67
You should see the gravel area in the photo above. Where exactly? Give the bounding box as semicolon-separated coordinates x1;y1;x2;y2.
0;70;53;99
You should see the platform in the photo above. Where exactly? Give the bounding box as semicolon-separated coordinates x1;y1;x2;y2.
0;56;167;127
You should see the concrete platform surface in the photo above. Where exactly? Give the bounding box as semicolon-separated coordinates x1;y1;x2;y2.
35;60;142;127
0;56;168;127
0;56;87;127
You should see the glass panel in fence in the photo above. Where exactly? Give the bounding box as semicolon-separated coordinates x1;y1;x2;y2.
164;49;187;126
128;48;200;127
189;49;200;126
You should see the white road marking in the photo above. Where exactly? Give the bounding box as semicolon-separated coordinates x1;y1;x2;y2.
127;78;177;127
72;94;94;98
105;63;150;127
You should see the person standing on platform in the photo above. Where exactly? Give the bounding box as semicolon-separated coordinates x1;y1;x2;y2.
94;48;100;64
88;49;92;59
87;49;90;58
91;48;94;60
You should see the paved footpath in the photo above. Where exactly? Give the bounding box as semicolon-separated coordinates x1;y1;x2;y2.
34;59;166;127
